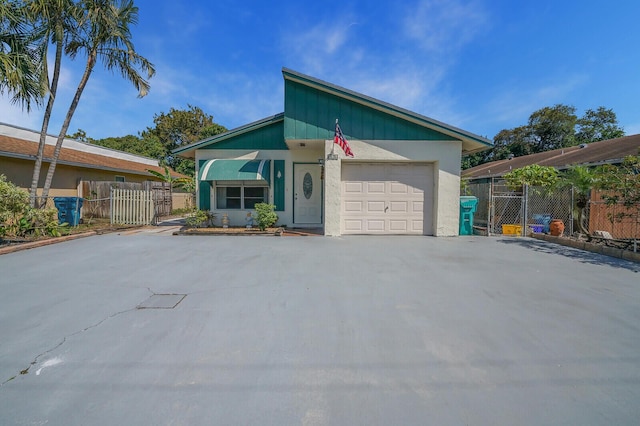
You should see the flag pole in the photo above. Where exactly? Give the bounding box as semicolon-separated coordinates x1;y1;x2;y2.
331;119;337;156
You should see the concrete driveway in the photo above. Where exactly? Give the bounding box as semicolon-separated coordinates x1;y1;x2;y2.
1;231;639;425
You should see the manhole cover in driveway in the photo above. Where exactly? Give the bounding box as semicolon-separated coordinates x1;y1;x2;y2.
137;294;186;309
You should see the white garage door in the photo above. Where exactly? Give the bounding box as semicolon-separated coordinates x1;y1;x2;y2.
341;163;434;235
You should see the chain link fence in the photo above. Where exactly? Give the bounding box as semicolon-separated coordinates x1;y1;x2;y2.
465;178;637;241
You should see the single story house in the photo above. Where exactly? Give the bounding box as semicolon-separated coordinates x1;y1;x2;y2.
0;122;182;199
462;134;640;180
174;68;491;236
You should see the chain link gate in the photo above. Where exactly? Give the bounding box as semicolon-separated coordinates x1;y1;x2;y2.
466;178;574;236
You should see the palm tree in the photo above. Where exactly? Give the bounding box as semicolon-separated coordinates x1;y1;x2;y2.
39;0;155;201
0;0;45;110
27;0;81;207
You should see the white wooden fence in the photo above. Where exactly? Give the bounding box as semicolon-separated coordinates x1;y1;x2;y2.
110;188;155;225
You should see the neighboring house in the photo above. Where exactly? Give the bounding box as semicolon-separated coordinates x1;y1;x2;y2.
174;68;491;236
462;134;640;239
0;122;181;198
462;134;640;180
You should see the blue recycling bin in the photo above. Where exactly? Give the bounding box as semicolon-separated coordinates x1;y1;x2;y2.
459;196;478;235
53;197;84;226
533;214;552;233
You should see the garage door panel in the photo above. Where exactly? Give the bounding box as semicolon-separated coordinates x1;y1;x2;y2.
341;163;433;235
411;219;423;232
344;201;363;212
389;201;408;213
367;201;385;213
344;220;363;231
367;182;385;193
389;220;408;231
366;220;385;231
344;182;363;193
390;182;409;194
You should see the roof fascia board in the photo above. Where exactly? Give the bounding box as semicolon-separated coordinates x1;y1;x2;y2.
173;113;285;154
282;68;492;147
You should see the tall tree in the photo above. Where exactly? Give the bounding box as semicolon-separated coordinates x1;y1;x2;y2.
141;105;227;176
0;0;45;110
528;104;577;152
39;0;155;201
28;0;81;207
92;134;165;159
575;106;624;144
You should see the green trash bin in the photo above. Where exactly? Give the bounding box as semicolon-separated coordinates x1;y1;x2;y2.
459;196;478;235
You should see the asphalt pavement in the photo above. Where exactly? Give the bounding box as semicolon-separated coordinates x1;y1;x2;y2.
1;231;639;425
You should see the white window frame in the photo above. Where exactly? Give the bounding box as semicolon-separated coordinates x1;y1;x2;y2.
214;180;269;210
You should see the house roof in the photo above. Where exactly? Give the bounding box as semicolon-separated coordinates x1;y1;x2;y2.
462;134;640;179
0;123;185;178
173;113;284;157
282;68;492;154
174;68;493;156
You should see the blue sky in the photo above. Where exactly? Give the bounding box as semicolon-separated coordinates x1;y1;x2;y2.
2;0;640;142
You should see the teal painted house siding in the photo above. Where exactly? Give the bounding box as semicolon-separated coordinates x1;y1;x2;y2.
201;120;287;150
284;80;457;142
198;160;211;210
273;160;285;212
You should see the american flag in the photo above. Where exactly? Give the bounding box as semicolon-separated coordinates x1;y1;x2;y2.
334;122;354;157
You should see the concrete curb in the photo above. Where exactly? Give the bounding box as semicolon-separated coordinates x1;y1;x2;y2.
531;233;640;263
0;231;97;256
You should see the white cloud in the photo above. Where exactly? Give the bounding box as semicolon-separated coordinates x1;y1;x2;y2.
281;18;360;76
404;0;489;53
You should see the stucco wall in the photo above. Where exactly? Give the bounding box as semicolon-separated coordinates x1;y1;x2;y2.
323;139;462;236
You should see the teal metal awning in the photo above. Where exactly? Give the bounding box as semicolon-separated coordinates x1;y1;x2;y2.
198;159;271;184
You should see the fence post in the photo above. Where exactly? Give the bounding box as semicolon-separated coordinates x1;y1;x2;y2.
522;184;528;237
488;178;494;236
110;187;114;224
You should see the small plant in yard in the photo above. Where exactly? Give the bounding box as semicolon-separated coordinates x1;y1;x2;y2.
185;209;215;228
254;203;278;231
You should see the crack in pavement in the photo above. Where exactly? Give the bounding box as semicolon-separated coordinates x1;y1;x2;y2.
1;288;157;387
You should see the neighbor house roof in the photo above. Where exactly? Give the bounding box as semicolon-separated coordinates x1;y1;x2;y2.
0;123;184;178
462;134;640;180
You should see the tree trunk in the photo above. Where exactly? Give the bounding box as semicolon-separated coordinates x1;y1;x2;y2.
30;26;64;208
40;53;96;201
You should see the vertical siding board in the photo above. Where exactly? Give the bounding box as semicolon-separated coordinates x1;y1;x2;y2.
316;90;330;139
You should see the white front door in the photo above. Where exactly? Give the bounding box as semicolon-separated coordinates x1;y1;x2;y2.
294;163;322;224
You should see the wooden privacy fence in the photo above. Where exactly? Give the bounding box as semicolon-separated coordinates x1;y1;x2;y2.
110;188;155;225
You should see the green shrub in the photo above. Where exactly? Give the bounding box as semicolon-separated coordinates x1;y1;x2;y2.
254;203;278;231
0;175;65;238
185;209;215;227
